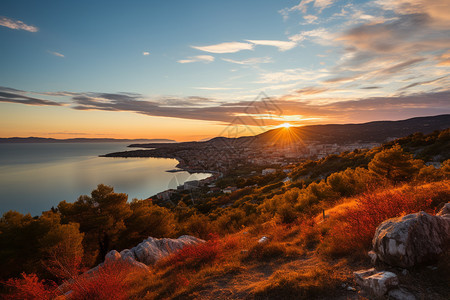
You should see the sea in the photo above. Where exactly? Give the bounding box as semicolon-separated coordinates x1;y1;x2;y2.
0;143;211;216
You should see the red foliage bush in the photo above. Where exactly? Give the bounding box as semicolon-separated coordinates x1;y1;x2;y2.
322;188;433;256
3;273;59;300
69;261;133;300
162;234;222;268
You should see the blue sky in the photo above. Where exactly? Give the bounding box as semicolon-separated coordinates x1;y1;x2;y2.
0;0;449;140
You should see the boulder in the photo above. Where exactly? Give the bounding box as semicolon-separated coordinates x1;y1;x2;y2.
388;288;417;300
437;202;450;217
105;235;205;266
258;236;269;244
372;209;450;268
354;268;399;298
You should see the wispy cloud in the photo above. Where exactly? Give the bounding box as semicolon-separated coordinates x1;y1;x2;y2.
289;28;335;45
48;51;65;58
0;16;38;32
398;75;448;91
177;55;214;64
303;15;318;24
222;57;273;65
142;51;150;56
1;86;449;126
257;68;329;84
191;42;253;54
0;87;62;106
280;0;336;20
193;87;243;91
296;86;329;95
245;39;297;51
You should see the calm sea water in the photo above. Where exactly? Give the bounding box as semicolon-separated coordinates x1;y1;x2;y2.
0;143;210;216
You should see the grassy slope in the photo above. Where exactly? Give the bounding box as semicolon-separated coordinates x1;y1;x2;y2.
124;181;450;300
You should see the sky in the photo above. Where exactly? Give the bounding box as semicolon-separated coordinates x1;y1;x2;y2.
0;0;449;141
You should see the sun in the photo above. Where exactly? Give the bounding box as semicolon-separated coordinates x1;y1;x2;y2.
278;122;292;129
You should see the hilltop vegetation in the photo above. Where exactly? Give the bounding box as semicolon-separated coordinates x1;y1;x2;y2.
1;129;450;299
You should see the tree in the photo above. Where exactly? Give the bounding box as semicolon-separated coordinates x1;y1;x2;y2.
38;213;84;279
58;184;132;264
368;144;423;183
119;199;176;247
0;211;84;281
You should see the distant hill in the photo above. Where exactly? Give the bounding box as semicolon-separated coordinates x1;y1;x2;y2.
129;114;450;149
0;137;176;143
255;114;450;145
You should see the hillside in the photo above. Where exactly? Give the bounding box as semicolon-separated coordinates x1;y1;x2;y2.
128;114;450;149
256;114;450;144
1;128;450;299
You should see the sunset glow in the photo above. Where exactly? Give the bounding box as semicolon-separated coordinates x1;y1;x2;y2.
0;0;449;140
278;123;292;129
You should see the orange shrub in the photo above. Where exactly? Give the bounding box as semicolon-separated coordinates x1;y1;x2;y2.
3;273;59;300
321;188;434;256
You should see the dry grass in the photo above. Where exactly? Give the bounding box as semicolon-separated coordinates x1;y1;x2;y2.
249;261;348;300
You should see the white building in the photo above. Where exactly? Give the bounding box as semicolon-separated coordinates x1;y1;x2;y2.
262;168;276;175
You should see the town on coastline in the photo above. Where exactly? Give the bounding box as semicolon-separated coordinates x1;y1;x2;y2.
153;140;380;204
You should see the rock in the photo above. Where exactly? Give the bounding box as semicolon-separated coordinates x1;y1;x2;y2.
368;250;377;264
59;235;204;297
354;268;376;281
401;269;408;276
258;236;269;244
372;210;450;268
105;250;121;263
354;268;399;298
388;288;416;300
105;235;204;266
437;203;450;216
346;285;356;292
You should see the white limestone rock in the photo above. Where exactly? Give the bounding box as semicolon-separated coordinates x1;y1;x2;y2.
388;288;417;300
437;202;450;217
105;235;205;266
372;209;450;268
354;268;399;298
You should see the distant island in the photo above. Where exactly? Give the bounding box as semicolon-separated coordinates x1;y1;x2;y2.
0;137;176;143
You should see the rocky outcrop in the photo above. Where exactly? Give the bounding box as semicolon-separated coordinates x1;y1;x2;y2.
104;235;205;267
354;268;399;298
59;235;204;298
372;207;450;268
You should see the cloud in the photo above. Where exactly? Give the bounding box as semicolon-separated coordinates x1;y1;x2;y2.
280;0;335;19
0;87;62;106
289;28;334;45
142;51;150;56
398;75;448;91
375;0;450;28
360;86;381;89
303;15;318;24
48;51;65;58
246;39;297;51
193;87;243;91
437;52;450;66
191;42;253;54
0;16;38;32
177;55;215;64
258;68;329;84
222;57;273;65
378;58;425;74
296;86;329;95
1;86;449;127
